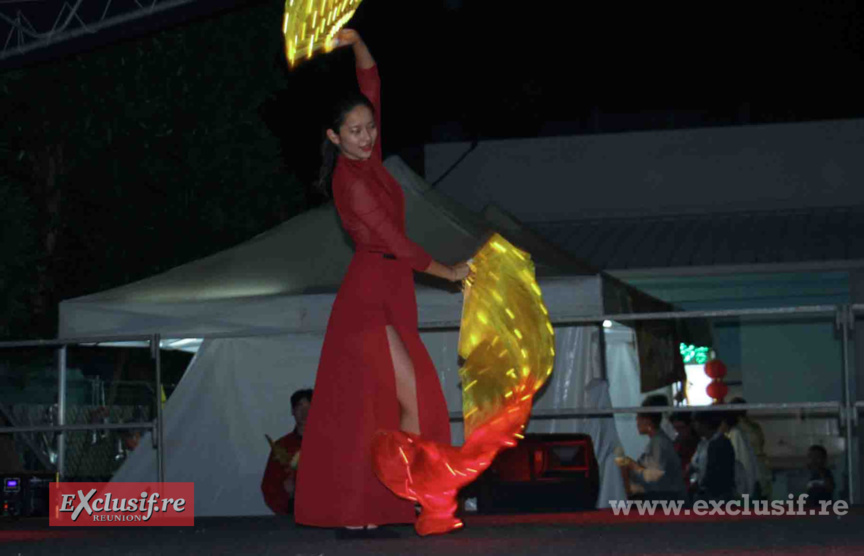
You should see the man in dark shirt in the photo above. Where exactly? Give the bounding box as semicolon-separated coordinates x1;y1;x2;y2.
688;411;736;503
261;389;312;515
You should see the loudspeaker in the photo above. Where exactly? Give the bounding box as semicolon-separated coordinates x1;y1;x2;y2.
1;473;52;517
471;433;600;513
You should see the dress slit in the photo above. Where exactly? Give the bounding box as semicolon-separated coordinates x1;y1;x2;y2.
385;324;421;434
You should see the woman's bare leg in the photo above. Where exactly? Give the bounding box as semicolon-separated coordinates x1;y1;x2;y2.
386;325;420;435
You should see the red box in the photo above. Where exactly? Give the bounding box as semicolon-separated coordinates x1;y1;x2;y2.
49;482;194;526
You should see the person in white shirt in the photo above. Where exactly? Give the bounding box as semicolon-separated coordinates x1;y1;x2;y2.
730;397;772;499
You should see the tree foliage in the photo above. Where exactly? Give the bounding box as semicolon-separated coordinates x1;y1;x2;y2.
0;164;39;338
0;0;308;338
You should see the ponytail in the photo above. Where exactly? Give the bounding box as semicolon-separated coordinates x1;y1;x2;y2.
316;91;375;198
316;135;339;197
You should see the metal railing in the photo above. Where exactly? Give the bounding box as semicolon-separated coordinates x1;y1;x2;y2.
0;303;859;503
443;303;857;502
447;401;843;421
0;334;165;483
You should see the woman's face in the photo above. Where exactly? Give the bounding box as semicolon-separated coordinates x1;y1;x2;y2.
328;104;377;161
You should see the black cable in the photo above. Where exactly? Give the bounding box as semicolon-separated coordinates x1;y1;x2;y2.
429;138;479;189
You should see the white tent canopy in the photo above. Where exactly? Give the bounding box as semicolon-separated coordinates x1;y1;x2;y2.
59;158;647;516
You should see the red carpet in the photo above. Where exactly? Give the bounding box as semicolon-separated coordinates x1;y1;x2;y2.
0;530;89;542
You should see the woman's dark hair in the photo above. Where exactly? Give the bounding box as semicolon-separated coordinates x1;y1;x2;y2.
316;92;375;197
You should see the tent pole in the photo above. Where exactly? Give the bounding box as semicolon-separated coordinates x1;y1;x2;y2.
57;345;67;481
598;323;608;383
840;305;855;503
152;334;165;483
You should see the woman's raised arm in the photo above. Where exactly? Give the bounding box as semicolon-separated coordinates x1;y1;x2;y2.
335;29;374;69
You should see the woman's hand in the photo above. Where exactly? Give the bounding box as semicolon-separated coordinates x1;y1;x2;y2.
334;28;361;48
333;28;374;69
423;260;472;284
450;262;471;282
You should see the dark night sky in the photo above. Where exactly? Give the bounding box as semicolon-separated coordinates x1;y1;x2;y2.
6;0;864;149
3;0;862;188
273;0;864;181
358;1;864;135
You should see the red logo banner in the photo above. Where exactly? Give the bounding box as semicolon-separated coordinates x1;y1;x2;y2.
49;483;194;526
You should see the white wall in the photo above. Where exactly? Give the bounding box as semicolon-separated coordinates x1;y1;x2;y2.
742;321;843;404
425;119;864;221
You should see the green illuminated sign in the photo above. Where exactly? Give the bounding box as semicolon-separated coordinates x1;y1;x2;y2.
680;343;710;365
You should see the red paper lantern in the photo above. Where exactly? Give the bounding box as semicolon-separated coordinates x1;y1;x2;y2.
706;380;728;402
704;359;728;379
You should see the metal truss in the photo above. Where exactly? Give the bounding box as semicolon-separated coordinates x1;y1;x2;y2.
0;0;200;63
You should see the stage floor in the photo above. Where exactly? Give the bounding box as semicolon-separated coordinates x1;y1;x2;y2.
2;509;863;556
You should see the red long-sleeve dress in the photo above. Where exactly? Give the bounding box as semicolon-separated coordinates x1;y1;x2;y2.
294;64;452;527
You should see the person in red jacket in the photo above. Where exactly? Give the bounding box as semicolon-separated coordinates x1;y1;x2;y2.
261;389;312;515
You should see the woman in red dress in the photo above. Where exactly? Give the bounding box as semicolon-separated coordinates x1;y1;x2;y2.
294;30;471;531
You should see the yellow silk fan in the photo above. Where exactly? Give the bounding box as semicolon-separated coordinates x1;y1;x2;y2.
458;233;555;440
282;0;364;66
